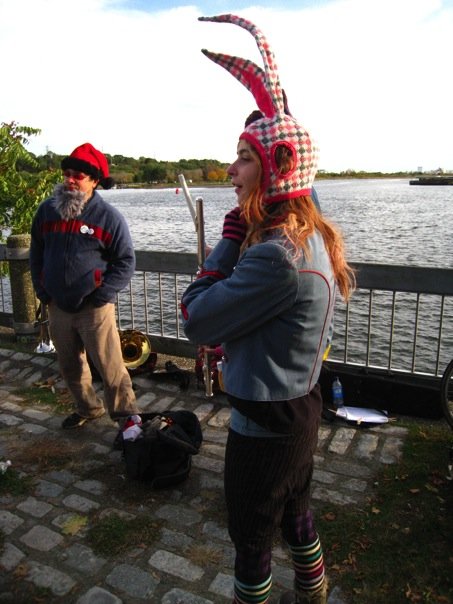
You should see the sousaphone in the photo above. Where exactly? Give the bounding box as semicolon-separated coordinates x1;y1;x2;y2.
119;329;190;389
119;329;152;369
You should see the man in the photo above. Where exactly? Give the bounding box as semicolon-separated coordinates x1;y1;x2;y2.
30;142;139;433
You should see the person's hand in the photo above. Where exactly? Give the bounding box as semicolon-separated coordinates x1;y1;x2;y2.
222;207;247;244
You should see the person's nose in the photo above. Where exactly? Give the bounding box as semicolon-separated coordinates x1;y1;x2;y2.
227;161;236;176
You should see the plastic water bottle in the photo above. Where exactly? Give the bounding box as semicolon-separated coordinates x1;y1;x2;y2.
332;377;344;408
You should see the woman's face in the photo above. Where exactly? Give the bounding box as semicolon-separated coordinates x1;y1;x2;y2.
227;139;261;207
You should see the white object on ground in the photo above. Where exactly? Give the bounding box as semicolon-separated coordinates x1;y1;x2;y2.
35;341;56;353
334;406;389;424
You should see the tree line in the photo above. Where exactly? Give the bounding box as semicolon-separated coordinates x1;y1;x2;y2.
27;145;230;186
0;121;230;238
1;120;417;240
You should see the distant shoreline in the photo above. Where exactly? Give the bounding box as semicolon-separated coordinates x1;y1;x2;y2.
114;173;420;190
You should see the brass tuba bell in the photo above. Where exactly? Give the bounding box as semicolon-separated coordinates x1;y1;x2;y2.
119;329;152;369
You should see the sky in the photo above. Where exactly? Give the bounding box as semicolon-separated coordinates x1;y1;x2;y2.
1;0;452;173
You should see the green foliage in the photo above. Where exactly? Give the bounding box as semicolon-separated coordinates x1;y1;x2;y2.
16;383;72;414
0;121;60;238
139;162;168;183
0;464;32;496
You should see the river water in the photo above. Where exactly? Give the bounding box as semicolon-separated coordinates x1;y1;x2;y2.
101;179;452;375
103;178;453;268
0;180;449;371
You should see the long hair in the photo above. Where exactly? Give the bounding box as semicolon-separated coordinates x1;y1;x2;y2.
240;144;355;301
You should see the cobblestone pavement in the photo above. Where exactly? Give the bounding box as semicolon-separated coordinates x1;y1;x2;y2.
0;347;409;604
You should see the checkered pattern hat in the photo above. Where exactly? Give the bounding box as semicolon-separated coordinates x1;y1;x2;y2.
199;14;318;204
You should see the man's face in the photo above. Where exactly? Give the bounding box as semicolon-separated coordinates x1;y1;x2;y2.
62;169;98;201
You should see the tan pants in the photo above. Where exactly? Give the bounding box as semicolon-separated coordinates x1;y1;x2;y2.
49;302;138;419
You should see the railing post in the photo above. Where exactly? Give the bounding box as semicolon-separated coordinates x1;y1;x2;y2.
6;234;38;340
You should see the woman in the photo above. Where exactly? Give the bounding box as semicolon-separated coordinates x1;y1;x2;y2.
182;14;355;604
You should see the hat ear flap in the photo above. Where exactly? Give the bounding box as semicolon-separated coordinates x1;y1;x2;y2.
201;50;275;118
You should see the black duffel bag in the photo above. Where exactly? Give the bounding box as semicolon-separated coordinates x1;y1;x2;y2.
121;411;203;488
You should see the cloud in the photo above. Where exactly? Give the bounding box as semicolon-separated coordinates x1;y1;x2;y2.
1;0;452;172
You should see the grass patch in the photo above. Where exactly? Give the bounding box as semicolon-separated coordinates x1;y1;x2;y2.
16;383;73;415
317;422;453;603
87;513;162;557
187;544;223;566
0;465;33;496
8;436;88;472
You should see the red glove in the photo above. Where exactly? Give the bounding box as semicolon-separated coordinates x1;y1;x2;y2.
222;207;247;244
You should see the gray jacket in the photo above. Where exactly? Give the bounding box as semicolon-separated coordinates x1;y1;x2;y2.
181;231;335;402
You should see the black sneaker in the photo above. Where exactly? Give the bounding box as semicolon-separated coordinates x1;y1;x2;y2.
62;412;104;429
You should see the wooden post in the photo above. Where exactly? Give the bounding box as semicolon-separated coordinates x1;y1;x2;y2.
6;234;38;340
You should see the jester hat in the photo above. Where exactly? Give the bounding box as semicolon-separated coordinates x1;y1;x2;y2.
199;14;318;204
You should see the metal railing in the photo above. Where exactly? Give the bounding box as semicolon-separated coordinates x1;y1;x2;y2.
332;263;453;378
117;250;197;358
1;245;452;377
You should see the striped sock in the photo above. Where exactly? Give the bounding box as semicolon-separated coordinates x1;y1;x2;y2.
289;535;325;593
234;574;272;603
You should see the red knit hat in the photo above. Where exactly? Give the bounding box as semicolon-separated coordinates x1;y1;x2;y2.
61;143;115;189
199;14;318;204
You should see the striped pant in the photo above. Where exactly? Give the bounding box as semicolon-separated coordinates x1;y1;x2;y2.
225;388;322;599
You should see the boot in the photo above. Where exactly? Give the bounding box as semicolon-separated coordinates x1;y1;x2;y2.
279;577;328;604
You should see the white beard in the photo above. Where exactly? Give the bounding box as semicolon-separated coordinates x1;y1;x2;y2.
54;183;86;220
